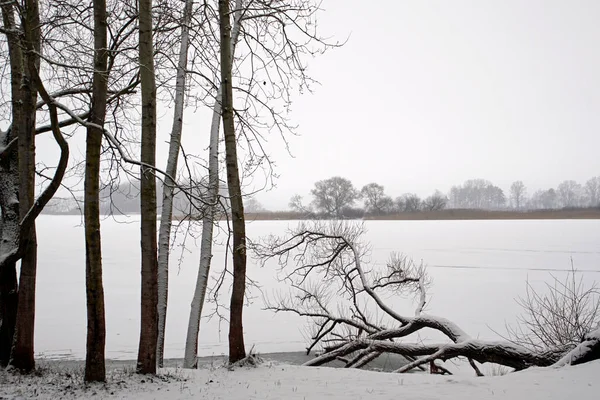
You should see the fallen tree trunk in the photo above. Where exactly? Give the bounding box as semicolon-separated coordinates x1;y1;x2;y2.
553;328;600;367
305;339;561;372
253;221;600;376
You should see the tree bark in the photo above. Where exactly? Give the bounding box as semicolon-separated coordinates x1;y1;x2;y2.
183;97;220;369
0;3;23;367
218;0;247;364
11;0;41;372
156;0;194;368
137;0;159;375
84;0;109;382
183;0;244;369
0;142;18;367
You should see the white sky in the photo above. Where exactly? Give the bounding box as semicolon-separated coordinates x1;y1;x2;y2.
37;0;600;211
251;0;600;210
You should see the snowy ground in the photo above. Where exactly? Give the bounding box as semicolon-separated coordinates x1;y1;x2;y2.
1;360;598;399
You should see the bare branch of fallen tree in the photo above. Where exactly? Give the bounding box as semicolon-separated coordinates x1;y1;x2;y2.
252;221;600;376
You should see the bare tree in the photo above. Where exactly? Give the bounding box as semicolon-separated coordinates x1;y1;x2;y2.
156;0;194;368
505;263;600;355
557;180;583;208
529;188;557;210
245;197;265;213
510;181;527;210
422;190;447;211
0;2;23;366
0;0;136;369
397;193;421;212
449;179;505;210
137;0;159;374
182;0;339;367
311;177;358;218
5;0;41;372
84;0;110;382
218;0;247;364
585;176;600;207
251;221;599;374
184;0;244;369
360;183;392;215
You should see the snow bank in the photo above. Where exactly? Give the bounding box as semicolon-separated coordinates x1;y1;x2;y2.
1;360;598;399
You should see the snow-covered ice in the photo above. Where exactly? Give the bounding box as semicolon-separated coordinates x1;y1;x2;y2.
1;360;598;399
33;216;600;360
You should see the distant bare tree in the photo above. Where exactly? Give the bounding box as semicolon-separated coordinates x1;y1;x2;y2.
311;177;358;218
397;193;421;212
529;188;557;210
289;194;306;212
360;183;392;215
449;179;505;210
422;190;448;211
510;181;527;209
557;180;583;208
485;185;506;209
245;197;265;213
585;177;600;207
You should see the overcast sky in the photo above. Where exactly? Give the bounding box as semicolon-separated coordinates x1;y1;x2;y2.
224;0;600;210
34;0;600;211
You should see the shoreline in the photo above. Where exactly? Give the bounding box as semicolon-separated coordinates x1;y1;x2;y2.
239;208;600;221
37;351;409;373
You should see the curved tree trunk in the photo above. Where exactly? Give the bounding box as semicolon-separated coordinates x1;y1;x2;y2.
218;0;247;364
137;0;159;375
84;0;109;382
183;0;243;369
156;0;194;368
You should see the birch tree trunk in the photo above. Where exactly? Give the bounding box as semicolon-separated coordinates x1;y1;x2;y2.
11;0;41;372
218;0;247;364
84;0;109;382
183;0;243;369
156;0;194;368
137;0;159;375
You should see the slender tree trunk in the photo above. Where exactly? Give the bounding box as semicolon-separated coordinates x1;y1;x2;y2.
84;0;109;382
183;0;243;369
183;99;220;369
137;0;159;375
156;0;194;368
11;0;40;372
218;0;247;364
0;3;23;367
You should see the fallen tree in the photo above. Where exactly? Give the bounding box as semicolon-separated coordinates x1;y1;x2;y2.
252;221;600;375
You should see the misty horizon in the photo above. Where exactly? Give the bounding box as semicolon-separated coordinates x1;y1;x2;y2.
29;0;600;212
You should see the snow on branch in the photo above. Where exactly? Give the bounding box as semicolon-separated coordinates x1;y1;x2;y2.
251;220;600;375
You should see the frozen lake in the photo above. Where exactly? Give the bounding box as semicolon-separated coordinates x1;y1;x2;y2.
33;216;600;360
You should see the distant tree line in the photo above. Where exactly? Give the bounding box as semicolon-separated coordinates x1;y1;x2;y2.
288;176;600;218
42;175;600;218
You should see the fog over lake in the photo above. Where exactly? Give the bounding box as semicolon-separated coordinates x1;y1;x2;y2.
35;216;599;360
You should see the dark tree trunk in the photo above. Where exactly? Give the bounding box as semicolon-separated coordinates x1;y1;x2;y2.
0;3;23;368
136;0;158;375
0;262;17;367
84;0;109;383
9;0;40;373
218;0;247;364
